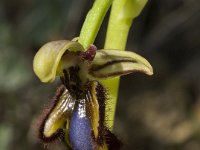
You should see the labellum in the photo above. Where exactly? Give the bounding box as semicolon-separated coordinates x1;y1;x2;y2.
33;40;153;149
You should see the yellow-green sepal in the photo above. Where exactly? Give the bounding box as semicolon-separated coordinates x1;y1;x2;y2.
88;49;153;78
33;40;84;83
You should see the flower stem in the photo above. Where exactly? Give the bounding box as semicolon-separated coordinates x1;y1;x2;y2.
103;0;148;129
78;0;113;49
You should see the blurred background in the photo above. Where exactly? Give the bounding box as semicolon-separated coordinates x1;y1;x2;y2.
0;0;200;149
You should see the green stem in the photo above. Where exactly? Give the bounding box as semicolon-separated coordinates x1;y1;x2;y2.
103;0;148;129
78;0;113;49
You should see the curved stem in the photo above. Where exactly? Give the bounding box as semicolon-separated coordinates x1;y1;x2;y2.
103;0;148;129
78;0;113;49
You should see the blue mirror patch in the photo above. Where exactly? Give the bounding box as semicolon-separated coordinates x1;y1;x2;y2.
69;98;94;150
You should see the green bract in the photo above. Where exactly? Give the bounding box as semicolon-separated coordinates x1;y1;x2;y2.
33;40;153;83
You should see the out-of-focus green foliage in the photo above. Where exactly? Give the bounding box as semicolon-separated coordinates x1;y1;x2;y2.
0;124;13;150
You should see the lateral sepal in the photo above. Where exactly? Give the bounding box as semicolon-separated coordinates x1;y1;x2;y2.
88;49;153;78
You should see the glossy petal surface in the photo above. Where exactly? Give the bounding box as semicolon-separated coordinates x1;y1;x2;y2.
69;98;94;150
39;85;74;142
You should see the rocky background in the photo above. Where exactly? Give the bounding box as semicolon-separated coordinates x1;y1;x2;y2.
0;0;200;150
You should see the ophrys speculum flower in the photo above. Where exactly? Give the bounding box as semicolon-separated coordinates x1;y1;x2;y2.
33;40;153;150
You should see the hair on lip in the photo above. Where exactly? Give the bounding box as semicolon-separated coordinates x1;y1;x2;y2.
34;73;122;149
36;85;66;143
104;128;123;150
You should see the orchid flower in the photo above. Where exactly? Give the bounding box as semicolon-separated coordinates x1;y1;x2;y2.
33;40;153;150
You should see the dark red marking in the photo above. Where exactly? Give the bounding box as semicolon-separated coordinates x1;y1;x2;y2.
80;44;97;61
95;82;106;145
